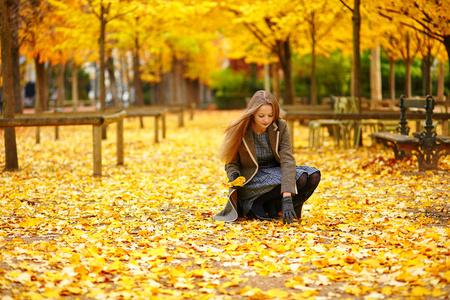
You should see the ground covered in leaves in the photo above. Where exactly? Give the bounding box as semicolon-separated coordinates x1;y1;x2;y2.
0;110;449;300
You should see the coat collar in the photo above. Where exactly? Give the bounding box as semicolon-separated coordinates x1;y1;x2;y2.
243;121;281;162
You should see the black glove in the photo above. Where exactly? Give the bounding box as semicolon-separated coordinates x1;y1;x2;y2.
228;172;240;185
281;195;297;224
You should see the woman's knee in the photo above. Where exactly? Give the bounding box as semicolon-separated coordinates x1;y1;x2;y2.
296;173;308;189
309;171;321;187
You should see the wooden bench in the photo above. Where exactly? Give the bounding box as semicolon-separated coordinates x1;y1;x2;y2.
372;95;450;171
0;110;126;177
283;97;357;149
149;103;195;128
19;107;167;144
123;107;168;143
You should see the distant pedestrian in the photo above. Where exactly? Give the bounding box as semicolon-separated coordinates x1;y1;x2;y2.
214;90;321;224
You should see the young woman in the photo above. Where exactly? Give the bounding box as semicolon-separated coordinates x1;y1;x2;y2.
214;90;321;224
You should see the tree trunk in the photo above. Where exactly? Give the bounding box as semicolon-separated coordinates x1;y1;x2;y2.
405;58;412;98
370;46;382;108
404;33;412;98
1;0;19;170
107;53;118;106
133;38;144;106
72;63;78;111
10;0;22;114
271;62;281;100
179;63;187;104
353;0;362;112
389;56;395;102
159;50;164;105
99;5;106;112
421;53;432;96
311;39;317;105
98;5;108;139
121;55;130;105
437;61;445;101
264;63;270;92
444;35;450;100
277;39;294;105
56;63;65;109
34;55;47;112
171;54;179;105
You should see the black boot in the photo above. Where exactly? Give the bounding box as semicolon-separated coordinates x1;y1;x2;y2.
251;202;272;221
264;199;281;219
294;201;305;219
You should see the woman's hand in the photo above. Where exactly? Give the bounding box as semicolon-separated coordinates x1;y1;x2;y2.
228;172;240;183
281;195;297;224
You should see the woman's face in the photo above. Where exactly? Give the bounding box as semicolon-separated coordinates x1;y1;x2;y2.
252;104;274;132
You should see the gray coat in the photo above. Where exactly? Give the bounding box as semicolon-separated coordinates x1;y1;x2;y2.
214;119;297;222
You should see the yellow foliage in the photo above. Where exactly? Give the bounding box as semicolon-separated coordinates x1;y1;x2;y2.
0;111;449;299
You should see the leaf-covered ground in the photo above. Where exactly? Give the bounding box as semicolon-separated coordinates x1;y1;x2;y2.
0;110;449;300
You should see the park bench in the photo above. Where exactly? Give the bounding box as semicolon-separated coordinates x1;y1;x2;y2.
124;107;168;142
149;103;195;127
0;110;126;177
371;95;450;171
24;107;167;144
283;96;357;149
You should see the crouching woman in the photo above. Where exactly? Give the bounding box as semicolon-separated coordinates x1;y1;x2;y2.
214;90;321;224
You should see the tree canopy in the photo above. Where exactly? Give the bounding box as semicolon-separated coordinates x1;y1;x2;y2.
1;0;449;104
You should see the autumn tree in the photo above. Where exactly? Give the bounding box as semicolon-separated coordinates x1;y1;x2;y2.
20;0;70;113
1;0;19;170
20;0;50;113
86;0;135;111
295;0;348;105
160;2;224;106
415;31;440;96
112;1;168;106
50;0;99;111
374;21;403;101
340;0;362;111
378;0;450;97
217;0;304;105
390;25;419;98
113;0;223;106
10;0;23;113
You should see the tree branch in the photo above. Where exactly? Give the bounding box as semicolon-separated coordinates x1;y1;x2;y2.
339;0;353;12
226;7;277;54
87;0;100;18
243;22;277;52
106;6;137;22
377;8;444;43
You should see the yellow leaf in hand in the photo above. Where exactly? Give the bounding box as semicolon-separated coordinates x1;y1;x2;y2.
228;176;245;187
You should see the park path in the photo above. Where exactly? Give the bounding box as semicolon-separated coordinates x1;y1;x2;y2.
0;110;449;299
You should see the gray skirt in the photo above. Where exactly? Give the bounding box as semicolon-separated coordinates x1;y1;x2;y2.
240;165;319;216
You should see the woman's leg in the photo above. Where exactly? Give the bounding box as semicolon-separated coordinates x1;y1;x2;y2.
294;171;321;218
250;185;281;220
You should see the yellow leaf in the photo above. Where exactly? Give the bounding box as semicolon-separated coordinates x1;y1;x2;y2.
267;288;290;298
43;287;60;298
431;288;447;297
61;286;82;295
443;270;450;283
19;218;40;228
395;272;416;282
411;286;431;296
344;256;357;264
228;176;245;187
74;265;89;276
381;286;393;295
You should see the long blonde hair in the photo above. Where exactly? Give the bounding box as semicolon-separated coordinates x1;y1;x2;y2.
218;90;281;164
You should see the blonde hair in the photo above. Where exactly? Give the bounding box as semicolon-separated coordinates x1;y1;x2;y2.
218;90;281;164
